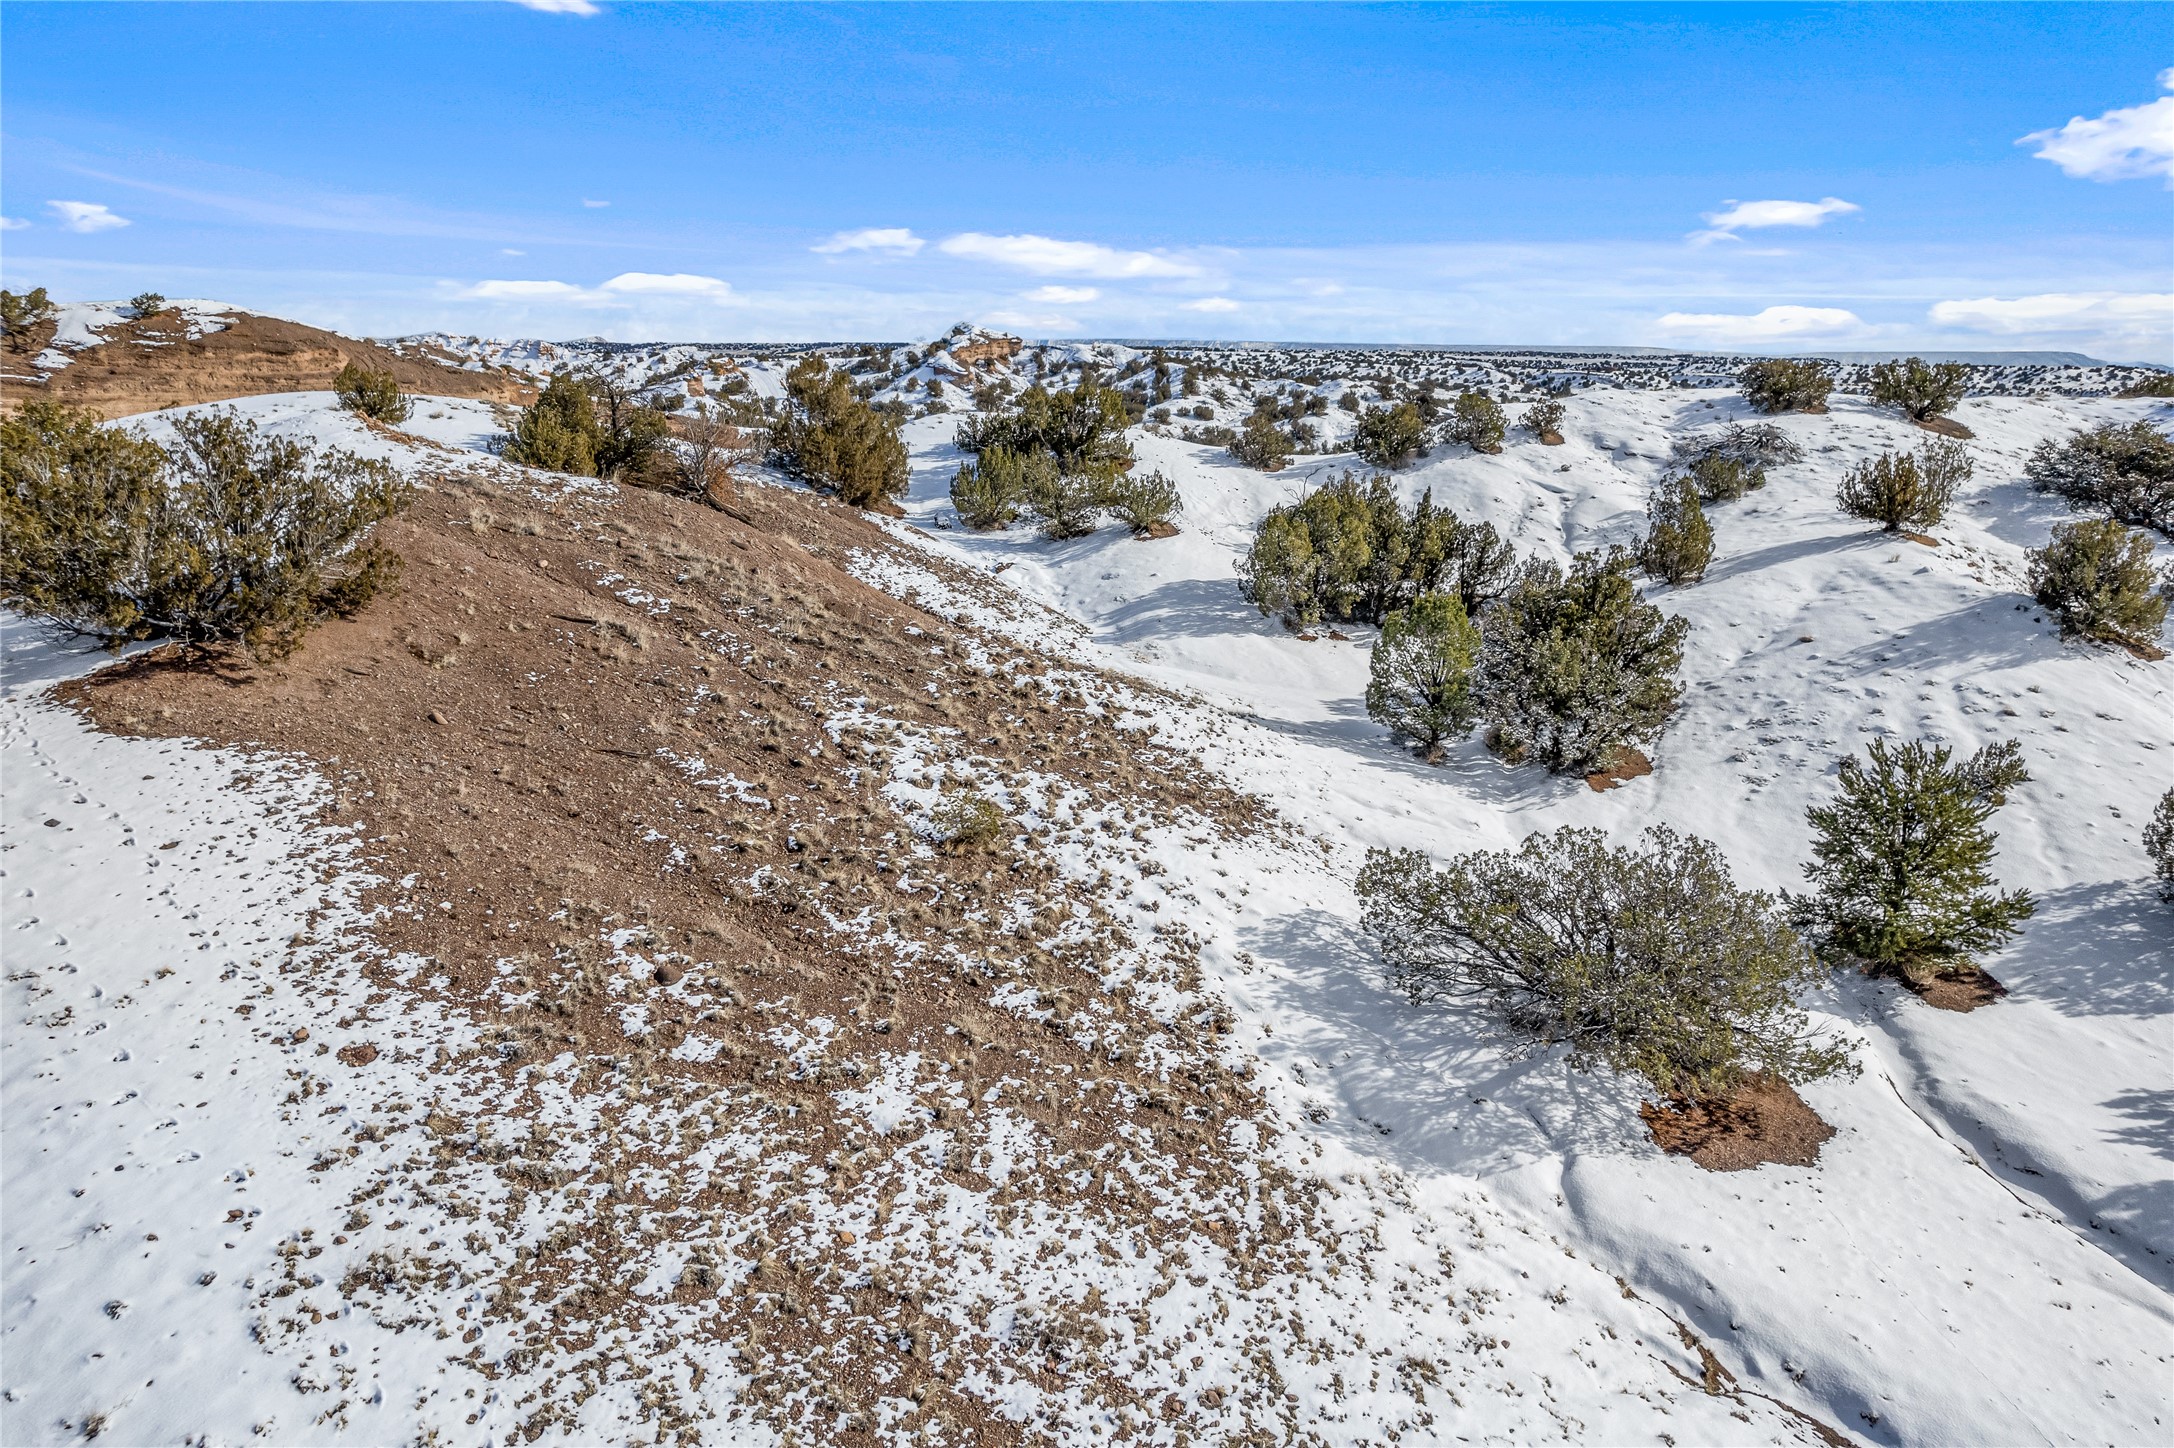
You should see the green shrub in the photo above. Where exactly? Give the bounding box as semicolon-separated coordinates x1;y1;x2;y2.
1352;402;1428;469
1868;357;1969;422
950;445;1028;530
0;287;56;336
1365;592;1481;759
2025;420;2173;536
1521;399;1566;440
333;361;411;424
2026;517;2169;649
1228;411;1294;472
1102;468;1182;536
1358;827;1852;1101
1686;455;1765;502
2119;374;2174;400
955;381;1133;478
1738;358;1833;414
1445;392;1506;454
931;792;1008;852
129;292;168;318
1796;738;2034;982
0;403;409;659
1239;472;1492;626
1022;452;1099;540
1479;550;1688;774
772;354;908;508
504;373;602;474
1638;478;1714;586
1836;440;1971;532
2145;790;2174;902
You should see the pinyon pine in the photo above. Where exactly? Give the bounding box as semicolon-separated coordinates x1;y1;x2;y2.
2027;518;2169;650
334;361;411;424
1638;478;1714;586
1836;440;1971;533
1365;592;1481;760
1738;358;1833;415
1796;738;2035;982
1868;357;1969;423
2025;420;2174;537
1357;826;1853;1101
1352;402;1428;469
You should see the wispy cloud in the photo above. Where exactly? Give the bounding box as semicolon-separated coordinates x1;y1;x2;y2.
813;227;925;257
981;309;1075;333
1179;296;1240;313
2019;70;2174;184
462;279;590;301
939;232;1199;279
580;199;611;209
1024;285;1098;304
458;271;735;305
1655;304;1866;346
598;271;733;298
0;216;29;232
1930;291;2170;352
49;200;130;233
508;0;600;15
1689;197;1859;246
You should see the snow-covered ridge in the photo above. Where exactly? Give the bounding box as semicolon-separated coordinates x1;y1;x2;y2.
24;298;248;375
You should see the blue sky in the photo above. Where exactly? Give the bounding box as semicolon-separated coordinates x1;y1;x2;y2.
3;2;2168;357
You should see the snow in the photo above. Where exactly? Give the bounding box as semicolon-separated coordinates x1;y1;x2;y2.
872;381;2174;1443
29;298;242;373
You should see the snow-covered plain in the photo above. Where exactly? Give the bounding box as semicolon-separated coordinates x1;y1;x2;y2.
867;382;2174;1445
4;363;2169;1444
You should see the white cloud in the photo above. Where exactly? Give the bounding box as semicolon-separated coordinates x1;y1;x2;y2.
499;248;525;256
48;200;130;233
599;271;733;298
1929;291;2170;354
981;309;1074;332
508;0;599;15
939;232;1200;279
813;227;925;257
1179;297;1241;313
1655;305;1865;345
1690;197;1859;245
462;279;590;300
2019;70;2174;184
581;199;610;209
1024;285;1098;304
0;216;28;231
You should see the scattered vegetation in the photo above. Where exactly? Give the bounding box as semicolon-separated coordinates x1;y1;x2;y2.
1638;478;1714;586
1444;392;1506;454
0;286;57;336
1686;454;1766;503
1228;410;1295;472
1352;402;1428;469
0;402;410;659
130;292;169;317
670;405;761;504
1101;468;1183;536
1673;423;1800;501
1521;398;1566;442
1836;440;1971;533
503;372;602;475
2026;518;2169;650
1239;471;1510;626
1867;357;1969;423
1479;549;1688;774
1364;592;1481;760
333;361;411;424
1795;738;2035;983
2024;420;2174;536
930;792;1009;852
772;354;909;508
1358;826;1852;1101
1737;358;1833;415
2145;790;2174;902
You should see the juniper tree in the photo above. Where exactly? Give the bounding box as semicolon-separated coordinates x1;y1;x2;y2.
1439;514;1518;618
1868;357;1969;423
1446;392;1506;454
2145;790;2174;903
1357;826;1852;1101
0;287;56;336
1102;468;1182;536
2026;518;2169;649
1021;451;1099;540
1796;738;2036;981
950;445;1027;529
1738;358;1833;414
1638;478;1714;586
1521;399;1566;442
1353;402;1428;469
2024;420;2174;536
1836;440;1971;533
771;354;909;508
129;292;169;318
504;372;603;475
1238;473;1483;626
333;361;411;424
1478;550;1689;774
0;403;410;659
1228;410;1294;472
1686;455;1765;503
1365;592;1481;760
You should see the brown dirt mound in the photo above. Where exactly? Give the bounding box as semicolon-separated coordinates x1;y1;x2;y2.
2;309;533;419
1538;429;1565;446
1585;746;1653;792
1640;1074;1836;1171
1908;966;2007;1013
1915;414;1974;439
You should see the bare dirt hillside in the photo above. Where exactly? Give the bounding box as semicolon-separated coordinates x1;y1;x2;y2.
1;309;534;419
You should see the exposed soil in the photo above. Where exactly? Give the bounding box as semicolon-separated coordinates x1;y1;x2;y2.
2;309;533;419
55;459;1336;1443
1640;1075;1836;1171
1907;967;2008;1013
1136;520;1180;540
1914;415;1975;440
1538;429;1566;446
1585;746;1654;792
1901;531;1942;548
